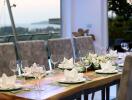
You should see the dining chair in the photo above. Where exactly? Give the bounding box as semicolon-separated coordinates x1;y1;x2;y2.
0;42;16;76
73;36;105;100
117;55;132;100
73;36;95;57
47;38;73;66
18;40;49;70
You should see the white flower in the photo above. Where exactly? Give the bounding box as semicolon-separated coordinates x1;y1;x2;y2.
83;53;116;68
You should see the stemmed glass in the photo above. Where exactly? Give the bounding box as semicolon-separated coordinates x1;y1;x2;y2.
81;57;92;73
121;42;129;52
50;54;60;69
9;60;17;75
21;60;29;83
32;65;46;91
78;50;91;73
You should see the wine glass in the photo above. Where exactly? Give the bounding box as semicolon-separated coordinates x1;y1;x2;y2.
32;65;46;91
50;54;60;69
9;60;17;75
21;60;29;83
78;49;88;58
121;42;129;52
78;50;91;73
81;57;92;73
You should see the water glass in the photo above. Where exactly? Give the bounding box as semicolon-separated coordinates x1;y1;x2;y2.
9;60;17;75
32;65;46;91
50;54;60;69
81;57;91;73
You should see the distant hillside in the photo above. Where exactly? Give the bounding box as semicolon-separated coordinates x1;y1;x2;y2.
49;18;60;24
31;18;60;25
31;21;48;25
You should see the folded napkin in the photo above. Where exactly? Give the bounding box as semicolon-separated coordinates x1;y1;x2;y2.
32;63;44;73
23;67;32;75
64;68;83;82
100;61;116;72
23;63;46;76
107;50;118;58
58;58;74;69
0;73;16;89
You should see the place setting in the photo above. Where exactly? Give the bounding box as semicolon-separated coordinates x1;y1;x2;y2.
57;57;74;70
75;49;120;75
3;60;47;94
58;68;87;84
95;61;118;74
20;62;47;79
0;73;23;92
56;57;92;84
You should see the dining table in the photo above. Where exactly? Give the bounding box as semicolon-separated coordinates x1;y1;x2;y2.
0;69;122;100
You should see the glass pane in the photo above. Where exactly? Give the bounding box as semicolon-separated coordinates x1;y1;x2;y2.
0;0;61;42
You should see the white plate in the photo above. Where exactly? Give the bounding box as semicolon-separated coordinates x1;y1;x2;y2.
58;78;86;84
0;84;23;91
95;69;118;74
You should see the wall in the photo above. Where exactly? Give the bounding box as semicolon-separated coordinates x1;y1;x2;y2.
61;0;108;49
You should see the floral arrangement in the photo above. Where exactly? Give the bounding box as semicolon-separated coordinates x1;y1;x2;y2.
82;53;117;69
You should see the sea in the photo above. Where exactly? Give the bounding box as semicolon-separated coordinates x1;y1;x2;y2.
0;21;60;30
16;22;60;30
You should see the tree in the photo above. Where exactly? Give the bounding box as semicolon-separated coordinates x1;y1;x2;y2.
108;0;132;20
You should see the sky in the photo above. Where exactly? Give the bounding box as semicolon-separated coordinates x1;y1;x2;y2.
0;0;60;26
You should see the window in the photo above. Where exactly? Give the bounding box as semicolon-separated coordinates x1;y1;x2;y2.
0;0;61;42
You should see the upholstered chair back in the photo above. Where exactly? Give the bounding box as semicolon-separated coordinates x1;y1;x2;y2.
0;42;16;76
73;36;95;57
18;40;49;70
117;55;132;100
48;38;73;63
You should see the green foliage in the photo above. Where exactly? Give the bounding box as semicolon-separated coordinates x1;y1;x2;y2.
108;0;132;46
108;0;132;20
109;16;132;42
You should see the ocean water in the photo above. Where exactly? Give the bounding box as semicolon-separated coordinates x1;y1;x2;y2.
16;22;60;30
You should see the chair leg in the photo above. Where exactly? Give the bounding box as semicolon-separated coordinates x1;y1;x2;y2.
102;88;106;100
91;92;95;100
84;94;88;100
106;86;110;100
116;83;120;98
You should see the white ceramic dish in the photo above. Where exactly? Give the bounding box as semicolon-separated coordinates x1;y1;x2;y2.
0;84;23;91
58;78;86;84
95;69;118;74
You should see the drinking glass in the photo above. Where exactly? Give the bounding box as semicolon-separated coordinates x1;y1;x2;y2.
81;57;92;73
32;65;46;91
121;42;129;52
50;54;60;69
78;50;91;73
21;60;29;83
78;50;89;58
9;60;17;75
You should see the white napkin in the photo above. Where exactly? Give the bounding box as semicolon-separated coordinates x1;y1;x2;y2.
23;67;32;75
0;73;16;89
64;68;83;82
100;61;116;72
58;58;74;69
24;63;45;76
31;63;44;73
107;50;118;58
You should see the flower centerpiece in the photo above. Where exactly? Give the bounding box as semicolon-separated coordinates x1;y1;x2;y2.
82;52;118;70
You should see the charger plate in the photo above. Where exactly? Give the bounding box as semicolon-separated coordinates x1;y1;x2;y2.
58;78;86;84
0;84;23;91
95;69;118;74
